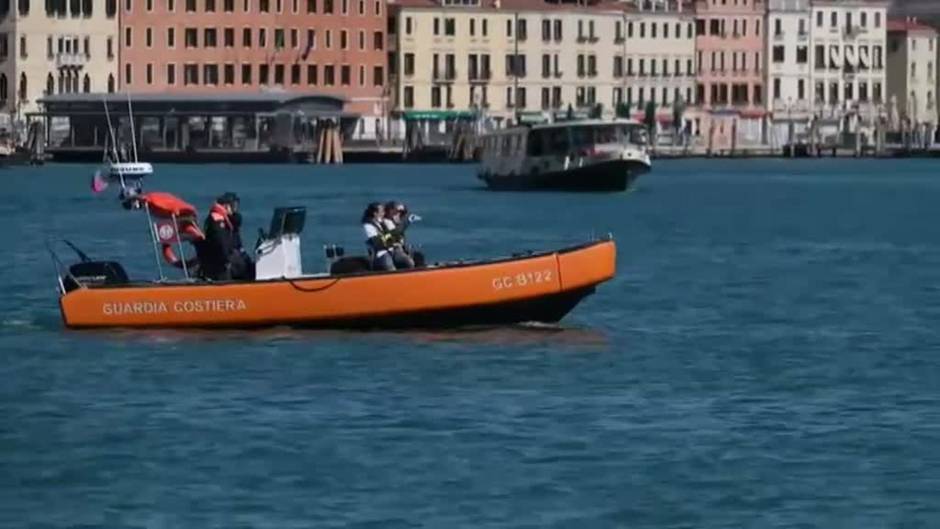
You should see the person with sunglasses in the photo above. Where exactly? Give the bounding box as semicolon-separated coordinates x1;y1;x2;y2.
382;201;417;270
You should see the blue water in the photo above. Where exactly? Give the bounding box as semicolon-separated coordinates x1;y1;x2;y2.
2;159;940;527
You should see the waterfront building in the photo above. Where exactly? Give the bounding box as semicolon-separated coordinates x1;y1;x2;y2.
118;0;389;139
766;0;811;145
886;17;937;137
0;0;118;121
693;0;768;150
388;0;695;138
808;0;888;139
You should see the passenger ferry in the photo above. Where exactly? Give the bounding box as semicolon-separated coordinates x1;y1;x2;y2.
478;119;652;192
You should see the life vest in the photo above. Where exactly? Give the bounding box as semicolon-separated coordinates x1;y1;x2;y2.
364;219;392;256
209;203;233;230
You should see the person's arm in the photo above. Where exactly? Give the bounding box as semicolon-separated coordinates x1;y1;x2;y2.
363;223;391;250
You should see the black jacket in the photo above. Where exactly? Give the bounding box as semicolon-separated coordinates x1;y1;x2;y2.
201;213;236;279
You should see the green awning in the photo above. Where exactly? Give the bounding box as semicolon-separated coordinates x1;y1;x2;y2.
398;110;477;121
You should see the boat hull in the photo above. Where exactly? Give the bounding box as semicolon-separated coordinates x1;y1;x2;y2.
481;159;650;192
59;240;616;329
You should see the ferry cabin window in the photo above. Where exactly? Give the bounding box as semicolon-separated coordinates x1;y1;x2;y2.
548;128;567;153
570;126;592;149
594;125;617;145
527;130;544;156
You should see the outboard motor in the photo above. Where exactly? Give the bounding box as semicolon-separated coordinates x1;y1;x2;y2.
62;261;129;293
255;206;306;280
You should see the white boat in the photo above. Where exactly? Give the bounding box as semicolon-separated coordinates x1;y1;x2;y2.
92;94;154;193
477;119;652;192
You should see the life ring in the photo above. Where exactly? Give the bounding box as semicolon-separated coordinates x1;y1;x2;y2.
161;242;200;270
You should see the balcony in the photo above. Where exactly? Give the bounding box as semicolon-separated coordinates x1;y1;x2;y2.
844;25;867;38
468;70;490;83
432;70;457;82
56;53;88;68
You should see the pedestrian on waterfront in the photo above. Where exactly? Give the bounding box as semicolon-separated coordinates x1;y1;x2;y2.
362;202;395;271
382;201;416;270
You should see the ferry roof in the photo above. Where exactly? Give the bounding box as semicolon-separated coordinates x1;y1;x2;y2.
484;119;643;135
36;92;350;117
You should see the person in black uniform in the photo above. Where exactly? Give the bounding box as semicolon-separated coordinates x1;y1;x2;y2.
201;192;253;281
225;194;255;280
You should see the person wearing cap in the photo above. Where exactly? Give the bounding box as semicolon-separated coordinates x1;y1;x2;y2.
381;201;415;269
200;192;249;280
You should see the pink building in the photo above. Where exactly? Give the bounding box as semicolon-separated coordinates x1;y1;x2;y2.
694;0;767;149
118;0;390;139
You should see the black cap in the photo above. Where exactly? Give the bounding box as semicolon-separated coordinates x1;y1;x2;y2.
217;192;239;205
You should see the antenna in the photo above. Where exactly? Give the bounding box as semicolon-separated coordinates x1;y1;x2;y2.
102;95;126;189
126;92;138;163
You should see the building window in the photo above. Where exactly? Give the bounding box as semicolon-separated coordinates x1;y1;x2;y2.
243;28;251;47
201;64;217;85
224;0;233;9
145;27;153;47
205;0;214;10
340;64;350;84
373;30;383;50
241;63;251;83
124;27;132;47
403;85;414;108
324;64;334;84
185;28;198;47
307;64;317;84
291;63;300;84
222;27;234;47
403;53;414;75
167;63;176;84
184;64;198;84
772;45;784;63
146;63;153;84
18;35;26;58
259;28;266;47
107;37;114;58
167;28;175;48
273;63;284;84
224;64;234;84
185;0;194;10
124;63;132;84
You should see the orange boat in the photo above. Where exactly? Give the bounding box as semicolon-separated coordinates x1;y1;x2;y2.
53;191;616;329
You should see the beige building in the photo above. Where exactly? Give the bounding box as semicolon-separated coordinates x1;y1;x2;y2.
886;17;937;129
0;0;118;123
389;0;694;131
809;1;888;116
